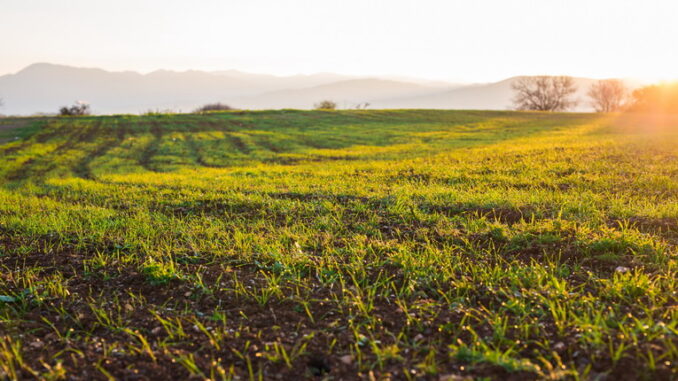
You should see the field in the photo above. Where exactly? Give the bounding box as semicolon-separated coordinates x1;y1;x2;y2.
0;110;676;380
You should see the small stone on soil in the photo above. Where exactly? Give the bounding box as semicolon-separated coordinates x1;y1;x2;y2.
439;375;472;381
339;355;353;365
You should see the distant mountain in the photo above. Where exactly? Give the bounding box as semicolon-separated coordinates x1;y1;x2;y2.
234;78;446;109
0;63;264;114
0;63;452;115
210;70;460;91
210;70;356;92
0;63;638;114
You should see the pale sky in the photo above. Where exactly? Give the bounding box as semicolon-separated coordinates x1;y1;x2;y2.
1;0;677;83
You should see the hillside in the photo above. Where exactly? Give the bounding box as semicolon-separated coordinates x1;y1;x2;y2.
233;79;443;109
0;64;451;115
0;63;255;115
210;70;355;91
373;77;642;111
0;63;638;115
0;110;676;380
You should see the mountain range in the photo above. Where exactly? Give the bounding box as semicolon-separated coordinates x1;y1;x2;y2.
0;63;637;115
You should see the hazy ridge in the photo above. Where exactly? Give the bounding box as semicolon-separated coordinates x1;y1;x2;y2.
0;63;635;115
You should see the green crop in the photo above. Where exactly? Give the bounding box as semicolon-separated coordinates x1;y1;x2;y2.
0;110;675;380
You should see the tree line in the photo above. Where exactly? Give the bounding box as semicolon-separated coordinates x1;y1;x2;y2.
511;76;678;113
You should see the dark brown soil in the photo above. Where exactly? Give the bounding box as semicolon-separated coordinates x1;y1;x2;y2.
0;231;673;381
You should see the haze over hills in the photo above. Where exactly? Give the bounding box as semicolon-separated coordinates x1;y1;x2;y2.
370;77;641;111
209;70;358;92
233;78;444;110
0;63;637;115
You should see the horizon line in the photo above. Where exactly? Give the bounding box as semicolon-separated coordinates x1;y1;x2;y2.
2;61;665;86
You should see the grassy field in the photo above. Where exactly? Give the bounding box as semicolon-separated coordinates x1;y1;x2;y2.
0;110;676;380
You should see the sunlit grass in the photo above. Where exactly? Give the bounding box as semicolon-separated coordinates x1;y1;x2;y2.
0;110;676;379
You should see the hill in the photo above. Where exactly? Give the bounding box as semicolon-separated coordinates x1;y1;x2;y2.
0;110;676;380
0;63;278;115
0;63;637;114
0;64;451;115
233;78;444;109
373;76;641;111
210;70;355;91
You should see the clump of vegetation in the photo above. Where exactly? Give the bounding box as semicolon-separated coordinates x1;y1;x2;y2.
59;101;90;116
0;110;675;380
194;103;234;113
142;108;180;116
314;100;337;110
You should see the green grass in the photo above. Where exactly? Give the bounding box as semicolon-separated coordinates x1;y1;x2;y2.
0;118;45;144
0;110;676;380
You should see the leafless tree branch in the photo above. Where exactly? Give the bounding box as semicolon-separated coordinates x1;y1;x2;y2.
511;76;578;111
588;79;628;112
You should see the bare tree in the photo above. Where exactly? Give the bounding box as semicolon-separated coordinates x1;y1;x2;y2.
511;76;578;111
587;79;628;112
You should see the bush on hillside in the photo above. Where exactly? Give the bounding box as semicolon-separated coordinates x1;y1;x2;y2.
143;109;180;116
194;103;234;113
59;102;90;116
314;100;337;110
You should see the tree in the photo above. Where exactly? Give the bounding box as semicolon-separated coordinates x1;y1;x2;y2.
628;83;678;113
588;79;628;112
59;101;90;116
511;76;578;111
314;100;337;110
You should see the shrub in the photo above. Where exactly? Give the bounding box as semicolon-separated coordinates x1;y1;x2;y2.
314;100;337;110
143;109;179;116
59;102;90;116
194;103;234;113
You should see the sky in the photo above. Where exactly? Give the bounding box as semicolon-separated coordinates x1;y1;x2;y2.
1;0;677;83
